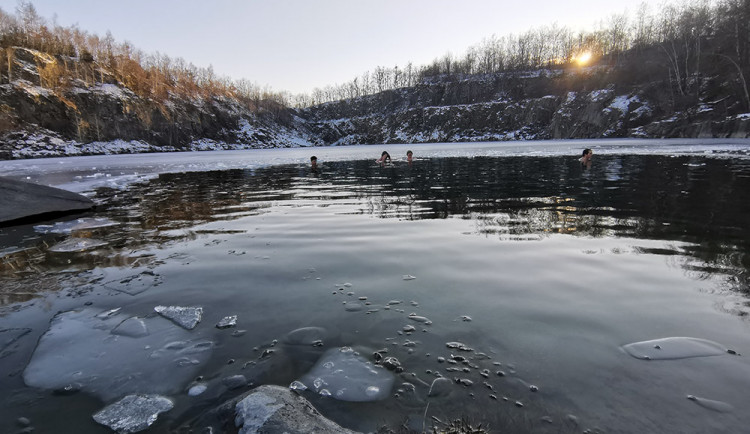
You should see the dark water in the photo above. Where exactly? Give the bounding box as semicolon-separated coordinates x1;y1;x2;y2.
1;154;750;433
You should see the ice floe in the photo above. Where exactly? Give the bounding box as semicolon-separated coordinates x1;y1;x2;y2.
93;394;173;433
154;305;203;330
23;308;213;401
48;238;108;253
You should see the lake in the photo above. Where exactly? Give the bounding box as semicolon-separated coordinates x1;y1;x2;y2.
1;139;750;433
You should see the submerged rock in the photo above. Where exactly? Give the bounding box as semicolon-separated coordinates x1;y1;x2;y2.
297;347;395;402
93;394;173;433
154;305;203;330
185;385;358;434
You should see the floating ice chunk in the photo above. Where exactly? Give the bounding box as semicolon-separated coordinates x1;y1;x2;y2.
154;306;203;330
216;315;238;329
686;395;734;413
402;275;416;280
297;347;394;402
622;337;728;360
48;238;108;253
188;383;208;396
93;394;173;433
446;342;473;352
407;313;432;325
112;317;149;338
23;308;212;401
34;217;119;234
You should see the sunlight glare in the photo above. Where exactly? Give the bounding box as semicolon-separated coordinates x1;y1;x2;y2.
576;51;592;66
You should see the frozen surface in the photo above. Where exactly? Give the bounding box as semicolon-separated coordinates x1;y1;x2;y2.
622;337;728;360
23;308;213;401
1;140;749;194
297;347;394;402
154;306;203;330
93;394;173;433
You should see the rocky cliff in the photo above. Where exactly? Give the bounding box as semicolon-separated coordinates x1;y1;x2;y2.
1;47;748;160
301;69;750;146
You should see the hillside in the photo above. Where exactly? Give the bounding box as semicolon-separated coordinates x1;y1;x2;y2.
1;0;749;159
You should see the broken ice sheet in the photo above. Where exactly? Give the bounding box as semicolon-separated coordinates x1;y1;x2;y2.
23;308;213;401
48;238;108;253
154;305;203;330
35;217;119;234
93;394;173;433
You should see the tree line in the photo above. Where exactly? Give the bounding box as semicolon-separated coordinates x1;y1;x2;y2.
297;0;749;111
0;1;290;116
0;0;748;112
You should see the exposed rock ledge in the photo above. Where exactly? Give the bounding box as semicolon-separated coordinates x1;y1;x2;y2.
184;385;359;434
0;177;94;225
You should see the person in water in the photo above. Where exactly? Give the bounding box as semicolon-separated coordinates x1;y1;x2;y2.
377;151;391;164
579;148;593;167
406;150;413;163
310;155;318;169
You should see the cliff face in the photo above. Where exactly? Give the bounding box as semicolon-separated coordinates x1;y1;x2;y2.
300;70;750;146
0;48;320;159
1;48;748;160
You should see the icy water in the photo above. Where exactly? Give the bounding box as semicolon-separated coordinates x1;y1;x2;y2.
1;140;750;434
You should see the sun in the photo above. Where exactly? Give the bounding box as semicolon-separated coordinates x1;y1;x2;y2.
576;51;593;66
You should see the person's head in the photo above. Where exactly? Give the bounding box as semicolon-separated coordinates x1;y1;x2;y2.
406;150;413;161
310;156;317;166
382;151;390;157
582;148;592;157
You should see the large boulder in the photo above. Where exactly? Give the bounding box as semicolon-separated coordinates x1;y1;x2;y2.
0;177;94;225
185;385;359;434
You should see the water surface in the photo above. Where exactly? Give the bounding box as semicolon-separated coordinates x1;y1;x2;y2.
1;140;750;433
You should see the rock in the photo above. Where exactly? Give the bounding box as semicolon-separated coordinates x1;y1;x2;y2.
0;177;94;225
184;385;359;434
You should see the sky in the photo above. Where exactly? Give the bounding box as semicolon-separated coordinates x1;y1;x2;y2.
0;0;667;95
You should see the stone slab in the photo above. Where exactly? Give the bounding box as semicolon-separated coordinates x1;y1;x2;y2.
0;176;93;225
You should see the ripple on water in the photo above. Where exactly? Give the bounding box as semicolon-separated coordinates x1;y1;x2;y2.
687;395;734;413
622;337;729;360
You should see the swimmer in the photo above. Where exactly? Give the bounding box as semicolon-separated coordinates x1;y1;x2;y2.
310;155;318;169
376;151;391;164
406;150;413;163
579;148;593;166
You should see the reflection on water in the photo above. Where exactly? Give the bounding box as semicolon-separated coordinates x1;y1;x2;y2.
3;155;748;303
1;153;750;434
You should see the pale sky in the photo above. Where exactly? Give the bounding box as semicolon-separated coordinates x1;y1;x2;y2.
0;0;667;94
